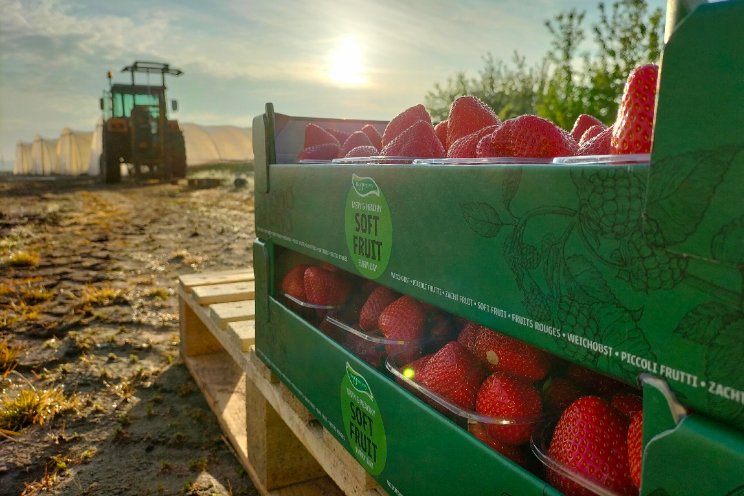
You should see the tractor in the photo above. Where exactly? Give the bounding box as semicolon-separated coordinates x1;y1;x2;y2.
99;61;186;183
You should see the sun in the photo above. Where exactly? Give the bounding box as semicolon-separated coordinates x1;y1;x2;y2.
328;37;366;87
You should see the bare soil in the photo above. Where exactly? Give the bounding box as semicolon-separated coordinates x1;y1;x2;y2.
0;175;259;496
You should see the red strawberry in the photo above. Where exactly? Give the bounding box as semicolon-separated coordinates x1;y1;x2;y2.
475;371;543;445
324;127;350;145
447;124;500;159
434;120;449;150
401;354;432;381
611;64;659;154
566;364;626;396
281;264;310;301
470;327;552;381
298;143;340;161
361;124;383;150
475;130;496;157
490;115;577;158
344;145;378;158
579;123;606;145
457;321;483;350
469;421;531;468
359;285;400;331
542;377;586;411
340;131;374;157
447;95;500;148
344;332;384;368
303;266;352;306
577;125;613;156
610;392;643;418
378;295;427;361
547;396;635;496
570;114;605;143
427;311;455;346
627;410;643;489
382;104;432;147
418;341;488;411
380;120;445;158
304;123;340;148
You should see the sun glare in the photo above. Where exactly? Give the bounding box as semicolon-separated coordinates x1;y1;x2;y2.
328;37;366;87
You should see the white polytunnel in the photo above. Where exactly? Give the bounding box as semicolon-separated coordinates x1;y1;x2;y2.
180;123;253;165
57;128;93;175
30;136;58;175
14;142;32;175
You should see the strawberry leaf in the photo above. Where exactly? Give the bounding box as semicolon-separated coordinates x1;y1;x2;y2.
461;202;503;238
673;302;733;344
705;318;744;427
646;145;743;246
501;168;522;211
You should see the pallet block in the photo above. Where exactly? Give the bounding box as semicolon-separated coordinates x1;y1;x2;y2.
178;269;385;496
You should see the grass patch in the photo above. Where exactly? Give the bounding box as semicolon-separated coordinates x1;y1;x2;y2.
5;250;41;267
80;285;128;307
144;287;170;300
0;338;21;378
0;385;78;432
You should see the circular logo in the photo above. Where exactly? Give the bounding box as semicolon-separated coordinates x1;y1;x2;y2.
340;362;387;475
345;174;392;279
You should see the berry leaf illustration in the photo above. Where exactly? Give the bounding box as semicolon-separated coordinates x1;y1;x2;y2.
564;254;620;306
705;318;744;429
711;215;744;266
501;168;522;211
673;302;733;344
646;145;742;246
461;202;503;238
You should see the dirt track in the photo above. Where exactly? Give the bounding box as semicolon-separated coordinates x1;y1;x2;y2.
0;176;258;495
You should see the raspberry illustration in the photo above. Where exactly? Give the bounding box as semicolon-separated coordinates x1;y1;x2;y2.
521;280;552;323
618;227;688;292
555;297;602;364
574;169;645;240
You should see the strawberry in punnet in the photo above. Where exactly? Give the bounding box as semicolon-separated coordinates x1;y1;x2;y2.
447;124;500;159
475;130;496;157
447;95;501;148
434;120;449;151
380;120;445;158
577;125;613;156
579;123;606;145
304;123;340;148
340;131;374;157
418;341;488;411
361;124;383;150
469;421;531;468
281;264;310;301
547;396;635;496
345;145;379;158
490;115;578;158
298;143;340;161
345;332;385;368
569;114;605;143
359;285;400;331
303;266;352;306
427;311;455;347
402;354;432;382
610;392;643;418
469;326;552;381
378;295;427;361
566;363;626;396
611;63;659;154
627;410;644;489
475;371;543;445
382;104;432;147
542;376;586;411
324;127;350;145
456;321;483;351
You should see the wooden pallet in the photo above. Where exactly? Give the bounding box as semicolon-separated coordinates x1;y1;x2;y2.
178;269;385;496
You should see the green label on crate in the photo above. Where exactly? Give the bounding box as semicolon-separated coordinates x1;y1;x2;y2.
341;362;387;475
345;174;392;279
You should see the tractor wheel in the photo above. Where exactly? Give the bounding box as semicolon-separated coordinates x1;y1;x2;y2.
100;131;122;184
168;129;187;179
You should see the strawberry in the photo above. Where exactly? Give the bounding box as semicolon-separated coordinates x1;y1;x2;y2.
378;295;427;361
470;327;552;381
361;124;383;150
577;125;613;156
344;145;379;158
447;124;500;159
418;341;488;411
469;421;531;468
303;266;352;306
324;127;350;145
434;120;449;150
542;377;586;411
382;104;432;147
566;363;627;396
298;143;340;161
380;120;445;158
611;64;659;154
304;123;340;148
547;396;635;496
447;95;500;148
359;285;400;331
427;311;455;348
401;354;432;381
344;332;384;368
579;123;606;145
475;131;496;157
457;321;483;350
627;410;643;489
340;131;374;157
281;264;310;301
570;114;605;143
475;371;543;445
490;115;577;158
610;392;643;418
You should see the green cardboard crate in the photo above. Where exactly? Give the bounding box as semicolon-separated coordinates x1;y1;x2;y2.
253;1;744;494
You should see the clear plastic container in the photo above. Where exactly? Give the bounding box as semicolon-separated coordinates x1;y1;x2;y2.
552;153;650;165
331;156;417;165
412;157;554;165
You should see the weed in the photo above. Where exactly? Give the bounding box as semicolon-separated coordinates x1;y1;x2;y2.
145;287;170;300
0;385;78;432
0;338;21;378
20;463;59;496
80;285;128;307
5;250;41;267
188;457;208;472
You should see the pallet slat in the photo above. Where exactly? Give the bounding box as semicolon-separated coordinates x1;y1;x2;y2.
193;280;256;305
210;300;256;328
179;269;254;292
228;320;256;352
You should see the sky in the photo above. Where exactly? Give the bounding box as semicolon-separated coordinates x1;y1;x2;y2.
0;0;667;171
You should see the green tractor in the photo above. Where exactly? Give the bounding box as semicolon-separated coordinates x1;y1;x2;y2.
99;61;187;183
